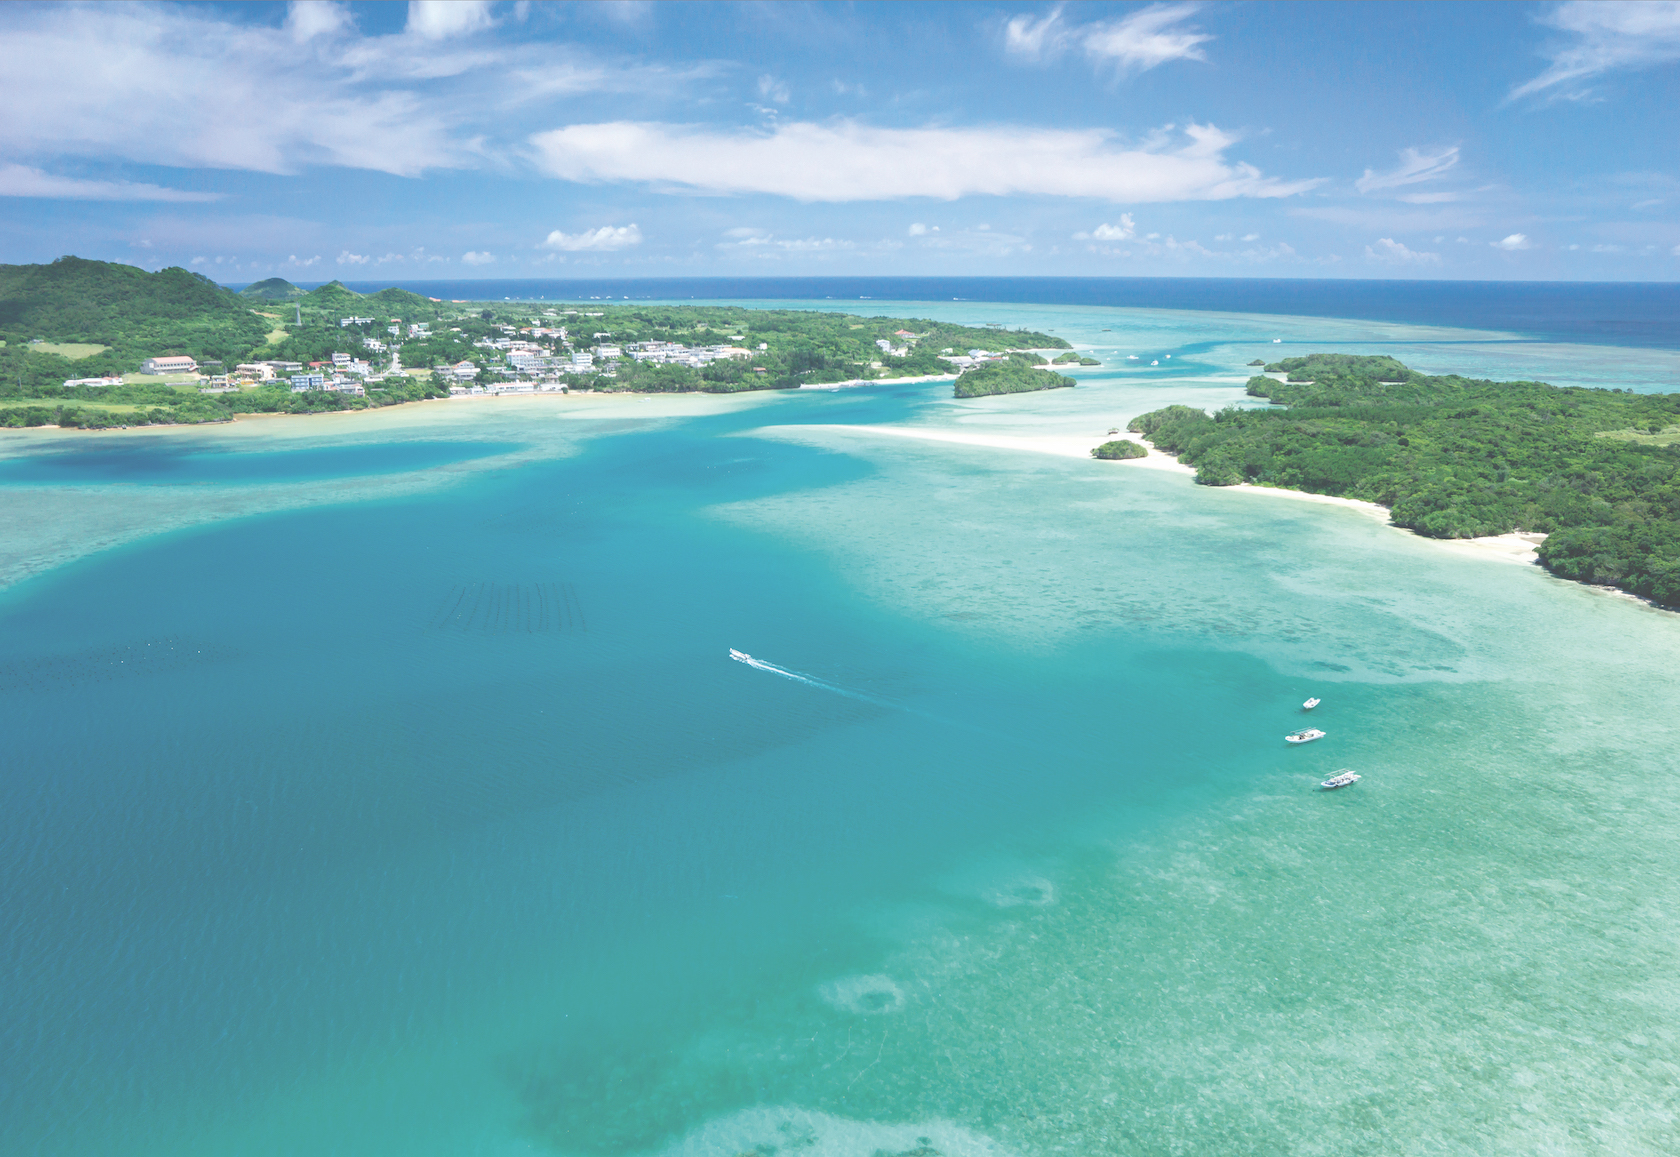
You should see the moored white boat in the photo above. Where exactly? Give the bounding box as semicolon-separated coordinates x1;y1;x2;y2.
1302;697;1321;710
1320;769;1361;790
1285;728;1325;744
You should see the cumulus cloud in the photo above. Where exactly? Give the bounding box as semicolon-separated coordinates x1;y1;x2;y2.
1492;233;1534;251
337;250;370;265
907;223;936;236
1365;237;1441;264
461;250;497;265
542;224;643;251
406;0;495;41
0;163;219;201
1074;215;1137;241
531;121;1319;203
1006;3;1211;73
286;1;352;42
1356;146;1459;194
1511;0;1680;101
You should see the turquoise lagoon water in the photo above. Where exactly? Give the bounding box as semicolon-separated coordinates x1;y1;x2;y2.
5;304;1680;1156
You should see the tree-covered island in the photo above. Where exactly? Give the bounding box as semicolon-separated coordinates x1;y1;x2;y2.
0;258;1074;428
953;354;1078;398
1127;353;1680;605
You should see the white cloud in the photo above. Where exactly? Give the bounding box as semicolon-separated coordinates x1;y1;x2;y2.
1074;215;1137;241
1356;146;1459;194
286;1;351;42
462;250;497;265
0;3;687;181
1673;243;1680;256
1511;0;1680;101
756;75;790;104
531;121;1319;203
1242;232;1259;241
542;224;644;251
337;250;370;265
1492;233;1534;251
1365;237;1441;264
287;254;322;267
190;256;207;266
407;0;495;40
0;163;219;202
1399;191;1460;204
1006;3;1211;73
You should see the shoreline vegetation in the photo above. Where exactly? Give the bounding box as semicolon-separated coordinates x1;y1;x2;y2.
1128;353;1680;606
0;257;1071;430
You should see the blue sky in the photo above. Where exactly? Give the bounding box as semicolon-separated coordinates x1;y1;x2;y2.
3;0;1677;283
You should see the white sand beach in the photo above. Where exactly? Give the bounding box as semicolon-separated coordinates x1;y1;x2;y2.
770;421;1545;565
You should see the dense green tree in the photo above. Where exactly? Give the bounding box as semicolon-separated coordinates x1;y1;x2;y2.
1129;354;1680;605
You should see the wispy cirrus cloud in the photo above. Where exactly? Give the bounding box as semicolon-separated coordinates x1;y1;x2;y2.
1355;146;1460;195
530;121;1319;203
0;1;694;184
1511;0;1680;101
1005;3;1211;73
0;163;218;202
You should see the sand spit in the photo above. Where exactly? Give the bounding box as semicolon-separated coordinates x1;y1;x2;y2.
763;422;1546;566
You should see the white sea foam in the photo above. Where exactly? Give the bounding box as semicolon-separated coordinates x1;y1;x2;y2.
982;874;1057;908
646;1106;1015;1157
819;974;907;1016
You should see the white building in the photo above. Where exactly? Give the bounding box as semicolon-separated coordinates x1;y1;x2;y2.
289;372;325;391
63;376;124;387
339;316;373;327
142;355;198;375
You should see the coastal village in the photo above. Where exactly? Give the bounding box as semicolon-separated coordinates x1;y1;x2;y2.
87;312;1043;399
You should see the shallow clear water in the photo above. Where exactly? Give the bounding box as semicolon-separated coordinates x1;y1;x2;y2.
4;301;1680;1156
0;439;521;486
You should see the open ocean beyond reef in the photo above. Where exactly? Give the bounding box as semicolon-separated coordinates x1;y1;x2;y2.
5;285;1680;1157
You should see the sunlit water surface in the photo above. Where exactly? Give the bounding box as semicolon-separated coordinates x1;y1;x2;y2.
4;303;1680;1157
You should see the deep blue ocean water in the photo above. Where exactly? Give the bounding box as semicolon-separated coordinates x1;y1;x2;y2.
7;286;1680;1156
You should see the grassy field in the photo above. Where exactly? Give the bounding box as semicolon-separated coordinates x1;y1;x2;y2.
120;373;203;386
3;399;144;414
1597;426;1680;447
29;342;108;359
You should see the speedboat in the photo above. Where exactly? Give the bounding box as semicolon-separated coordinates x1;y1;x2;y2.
729;648;752;662
1273;338;1282;343
1150;359;1159;366
1302;697;1321;711
1320;770;1361;790
1285;728;1325;744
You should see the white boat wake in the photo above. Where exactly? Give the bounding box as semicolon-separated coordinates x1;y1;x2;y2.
729;648;897;709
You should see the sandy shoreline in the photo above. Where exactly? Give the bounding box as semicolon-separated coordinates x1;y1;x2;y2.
773;422;1546;566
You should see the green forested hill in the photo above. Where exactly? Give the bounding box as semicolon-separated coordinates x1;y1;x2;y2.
0;257;269;381
1128;354;1680;605
239;277;305;300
